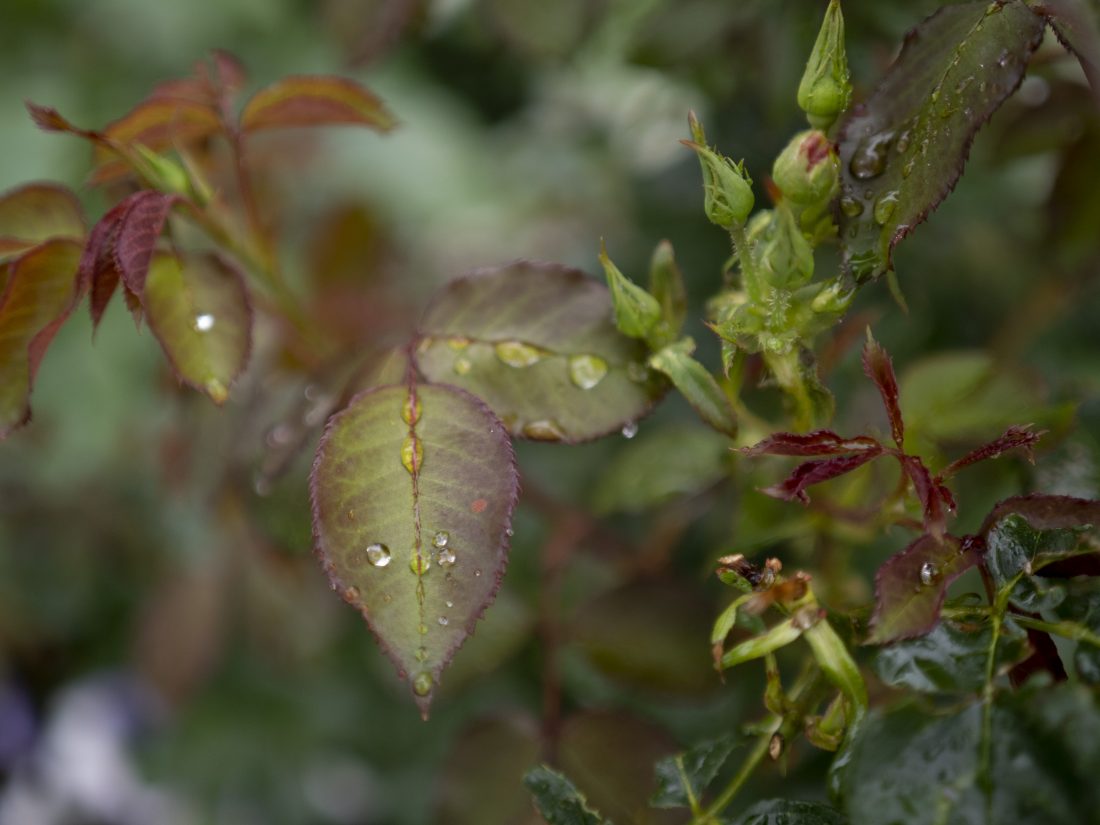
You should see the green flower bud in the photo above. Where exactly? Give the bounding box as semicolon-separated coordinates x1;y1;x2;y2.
772;130;839;208
758;204;814;289
683;114;754;230
598;240;662;343
797;0;851;131
132;144;193;197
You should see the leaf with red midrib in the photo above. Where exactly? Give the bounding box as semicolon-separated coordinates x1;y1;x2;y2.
241;76;396;134
113;191;183;296
762;449;884;504
862;334;903;449
310;381;518;716
741;429;881;457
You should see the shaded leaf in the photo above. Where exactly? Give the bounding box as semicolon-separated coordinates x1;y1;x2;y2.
861;334;902;448
761;449;883;504
727;799;847;825
524;766;609;825
436;714;543;825
1042;0;1100;102
979;492;1100;535
938;424;1044;478
741;430;881;457
142;253;253;404
871;616;1028;693
648;339;737;437
0;183;85;260
867;533;979;643
652;733;739;810
1053;578;1100;683
241;75;396;133
114;191;184;296
415;261;663;442
837;0;1046;280
311;382;518;715
0;239;82;438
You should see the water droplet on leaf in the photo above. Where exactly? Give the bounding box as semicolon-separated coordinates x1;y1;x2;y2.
523;420;565;441
437;616;449;626
445;600;454;608
849;132;894;180
626;361;648;383
446;336;470;350
919;562;940;586
366;543;392;568
432;531;449;549
453;356;472;376
415;646;427;662
494;340;542;368
401;435;424;474
437;547;456;567
621;421;638;439
873;191;900;226
401;394;421;425
410;553;431;575
839;196;864;217
567;354;608;390
413;672;433;696
193;313;215;332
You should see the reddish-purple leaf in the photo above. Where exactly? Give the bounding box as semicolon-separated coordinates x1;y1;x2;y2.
240;76;397;134
0;239;83;438
80;199;132;329
979;493;1100;536
0;183;85;260
741;429;881;457
113;191;183;296
311;381;518;716
899;454;949;536
762;448;884;504
867;533;979;644
26;102;97;139
862;335;904;448
937;424;1045;479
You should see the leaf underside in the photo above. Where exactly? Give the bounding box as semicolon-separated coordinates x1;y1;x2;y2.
415;261;664;442
310;382;518;715
837;0;1046;281
240;75;396;133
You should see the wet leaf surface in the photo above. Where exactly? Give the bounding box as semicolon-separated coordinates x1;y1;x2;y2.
726;798;847;825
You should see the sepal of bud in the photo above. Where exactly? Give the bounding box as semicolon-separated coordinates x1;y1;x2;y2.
797;0;851;131
599;240;662;343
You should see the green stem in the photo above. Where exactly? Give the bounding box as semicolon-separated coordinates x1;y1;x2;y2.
979;581;1014;813
1012;614;1100;648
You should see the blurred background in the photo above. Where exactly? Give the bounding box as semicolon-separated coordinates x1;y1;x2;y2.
1;0;1098;823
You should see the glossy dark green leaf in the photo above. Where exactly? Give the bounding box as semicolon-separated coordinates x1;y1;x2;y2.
142;252;253;404
727;799;847;825
1053;578;1100;683
0;239;82;438
591;424;729;514
867;534;979;644
311;382;518;715
648;339;737;437
524;765;609;825
0;183;85;261
837;0;1045;281
651;733;739;810
415;261;663;442
871;616;1028;694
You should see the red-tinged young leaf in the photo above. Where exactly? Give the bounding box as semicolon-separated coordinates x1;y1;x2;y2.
142;252;252;404
762;448;884;504
1041;0;1100;103
938;424;1045;479
310;382;518;716
837;0;1046;281
415;262;664;442
0;239;82;438
979;493;1100;536
867;533;979;644
113;191;184;296
899;454;948;536
240;76;396;134
741;429;881;457
862;334;903;448
0;183;85;261
26;102;96;138
79;199;133;329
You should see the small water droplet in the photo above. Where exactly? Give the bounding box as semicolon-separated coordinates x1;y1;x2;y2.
626;361;648;383
505;527;514;538
402;394;421;426
193;313;215;332
382;592;392;604
445;600;454;608
401;434;424;474
453;355;472;376
494;340;542;368
839;196;864;217
436;547;456;567
418;622;428;635
410;553;431;575
446;336;470;350
621;421;639;439
366;543;392;568
415;646;428;662
523;419;565;441
474;569;482;577
437;616;449;626
902;158;916;179
567;354;608;390
432;531;449;549
919;562;940;586
413;672;433;696
849;131;894;180
895;130;911;154
873;191;900;226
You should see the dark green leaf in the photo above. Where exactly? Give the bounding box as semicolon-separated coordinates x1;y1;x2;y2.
867;534;979;644
648;339;737;437
0;239;82;438
872;616;1028;694
837;0;1045;281
310;382;518;715
652;733;739;810
1053;578;1100;683
415;261;663;442
727;799;847;825
142;252;253;404
524;765;609;825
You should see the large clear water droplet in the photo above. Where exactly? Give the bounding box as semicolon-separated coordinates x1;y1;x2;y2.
568;354;608;390
919;562;940;586
873;191;900;226
432;530;450;549
193;313;215;332
401;435;424;474
410;553;431;575
366;543;392;568
494;340;542;368
849;132;894;180
437;547;456;567
523;420;565;441
413;672;433;696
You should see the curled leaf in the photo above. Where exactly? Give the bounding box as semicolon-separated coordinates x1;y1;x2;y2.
648;338;737;437
241;75;396;133
741;429;881;457
862;333;903;448
311;382;518;716
761;449;884;504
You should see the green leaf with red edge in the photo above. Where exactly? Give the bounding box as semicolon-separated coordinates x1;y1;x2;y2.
310;381;518;716
414;261;664;442
0;183;85;261
837;0;1046;281
0;239;82;438
867;533;980;644
240;75;396;134
862;333;903;448
142;252;253;404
